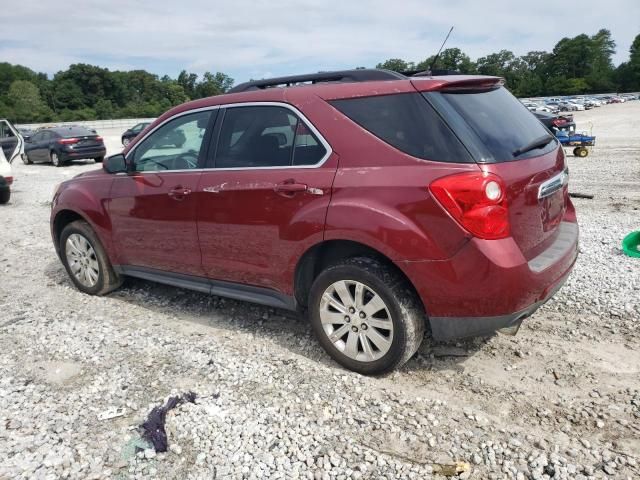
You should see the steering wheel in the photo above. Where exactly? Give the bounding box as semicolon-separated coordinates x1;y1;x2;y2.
174;151;199;169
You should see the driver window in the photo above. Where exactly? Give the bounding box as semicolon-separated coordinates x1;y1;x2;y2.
132;111;211;172
0;122;15;139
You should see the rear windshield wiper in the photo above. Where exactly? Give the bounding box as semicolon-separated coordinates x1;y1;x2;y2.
512;134;555;157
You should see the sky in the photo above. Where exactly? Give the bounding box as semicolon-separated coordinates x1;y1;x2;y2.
1;0;638;85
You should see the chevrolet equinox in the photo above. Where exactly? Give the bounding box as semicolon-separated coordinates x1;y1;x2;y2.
51;69;579;374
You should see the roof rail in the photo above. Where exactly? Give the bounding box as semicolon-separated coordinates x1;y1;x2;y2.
228;69;406;93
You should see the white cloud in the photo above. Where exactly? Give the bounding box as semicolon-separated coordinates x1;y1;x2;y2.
0;0;638;82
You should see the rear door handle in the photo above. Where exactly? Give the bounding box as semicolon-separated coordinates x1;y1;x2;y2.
168;186;192;199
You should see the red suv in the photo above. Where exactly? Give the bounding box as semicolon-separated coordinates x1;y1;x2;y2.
50;69;578;374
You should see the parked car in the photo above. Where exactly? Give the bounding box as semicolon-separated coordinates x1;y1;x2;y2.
50;69;579;374
23;126;106;166
121;122;151;146
0;118;24;166
533;111;576;132
0;147;13;204
522;101;538;111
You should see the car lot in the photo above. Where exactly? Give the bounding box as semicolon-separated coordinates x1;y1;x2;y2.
0;102;639;479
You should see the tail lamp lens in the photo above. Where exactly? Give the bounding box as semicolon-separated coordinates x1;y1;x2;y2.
58;138;78;145
429;172;510;240
5;176;13;185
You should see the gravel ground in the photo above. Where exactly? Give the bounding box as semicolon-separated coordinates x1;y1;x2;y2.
1;103;639;480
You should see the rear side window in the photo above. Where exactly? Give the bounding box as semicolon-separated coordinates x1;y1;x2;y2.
330;93;472;163
432;87;557;161
214;106;327;168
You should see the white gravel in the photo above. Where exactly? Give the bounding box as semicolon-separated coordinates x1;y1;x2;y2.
0;104;639;479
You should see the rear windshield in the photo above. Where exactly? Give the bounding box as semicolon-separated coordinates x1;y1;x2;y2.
425;87;557;162
52;126;96;138
330;93;473;163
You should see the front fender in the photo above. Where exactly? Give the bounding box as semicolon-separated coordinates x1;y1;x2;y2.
51;176;116;262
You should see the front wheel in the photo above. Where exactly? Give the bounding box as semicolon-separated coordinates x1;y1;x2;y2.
122;137;130;147
574;147;588;157
22;153;33;165
308;257;425;375
59;220;122;295
94;157;104;163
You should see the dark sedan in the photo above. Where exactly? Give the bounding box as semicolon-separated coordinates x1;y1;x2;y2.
24;126;106;167
121;122;151;146
534;111;576;132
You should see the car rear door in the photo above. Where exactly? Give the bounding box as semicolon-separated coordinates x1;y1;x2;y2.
0;119;23;164
108;109;216;276
196;104;337;293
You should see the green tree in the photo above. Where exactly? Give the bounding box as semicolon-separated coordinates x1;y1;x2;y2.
375;58;415;72
7;80;52;122
416;48;476;73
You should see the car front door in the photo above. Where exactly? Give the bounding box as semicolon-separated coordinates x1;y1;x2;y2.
108;109;216;276
0;120;23;164
196;104;337;293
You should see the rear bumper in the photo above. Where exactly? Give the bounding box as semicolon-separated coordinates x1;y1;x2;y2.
400;220;579;341
428;267;571;340
59;147;106;160
0;176;11;192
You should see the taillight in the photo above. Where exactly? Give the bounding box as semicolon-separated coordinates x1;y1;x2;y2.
429;172;510;240
58;138;78;145
5;176;13;185
95;136;103;142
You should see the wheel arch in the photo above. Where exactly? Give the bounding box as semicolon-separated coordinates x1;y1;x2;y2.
52;209;89;251
293;239;427;317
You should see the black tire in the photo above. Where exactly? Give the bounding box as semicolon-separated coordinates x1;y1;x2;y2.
50;151;62;167
122;137;130;147
22;153;32;165
94;157;104;163
0;189;10;205
308;257;425;375
59;220;122;295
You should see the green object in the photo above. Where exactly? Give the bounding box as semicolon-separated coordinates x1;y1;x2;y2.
622;231;640;258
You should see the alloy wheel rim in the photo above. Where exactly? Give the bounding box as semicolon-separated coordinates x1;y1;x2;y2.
52;153;59;166
123;138;130;146
320;280;394;362
65;234;99;287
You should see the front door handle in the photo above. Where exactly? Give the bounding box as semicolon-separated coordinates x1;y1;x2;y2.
168;186;192;200
274;181;307;196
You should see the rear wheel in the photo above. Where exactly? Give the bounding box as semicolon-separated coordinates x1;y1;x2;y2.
50;151;62;167
308;257;425;375
22;153;32;165
0;189;10;204
59;220;122;295
94;157;104;163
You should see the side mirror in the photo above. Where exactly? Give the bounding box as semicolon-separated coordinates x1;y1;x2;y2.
103;154;127;174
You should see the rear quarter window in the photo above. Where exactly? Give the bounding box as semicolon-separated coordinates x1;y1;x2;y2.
330;93;473;163
429;87;557;162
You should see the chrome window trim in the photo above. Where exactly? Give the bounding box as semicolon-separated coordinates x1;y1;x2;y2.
125;101;333;172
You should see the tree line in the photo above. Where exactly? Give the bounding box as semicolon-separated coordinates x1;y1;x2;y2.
0;29;638;124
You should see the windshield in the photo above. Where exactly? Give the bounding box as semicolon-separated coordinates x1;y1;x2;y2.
425;87;557;162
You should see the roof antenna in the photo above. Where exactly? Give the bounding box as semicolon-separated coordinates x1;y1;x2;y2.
427;26;454;75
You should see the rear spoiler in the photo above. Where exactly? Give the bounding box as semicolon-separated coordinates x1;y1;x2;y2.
411;76;505;93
